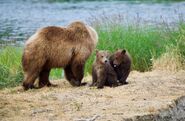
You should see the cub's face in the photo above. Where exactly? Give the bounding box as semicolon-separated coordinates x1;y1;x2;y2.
113;49;126;67
96;50;110;65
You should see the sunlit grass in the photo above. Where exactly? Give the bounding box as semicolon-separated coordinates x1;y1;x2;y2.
0;47;23;89
85;22;185;74
0;47;63;88
0;22;185;89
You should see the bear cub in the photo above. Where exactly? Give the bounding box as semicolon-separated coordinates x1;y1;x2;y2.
110;49;131;85
91;50;118;89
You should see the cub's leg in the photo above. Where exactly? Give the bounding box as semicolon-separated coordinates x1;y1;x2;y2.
119;70;130;85
105;64;118;87
90;66;97;86
96;71;107;89
107;74;118;87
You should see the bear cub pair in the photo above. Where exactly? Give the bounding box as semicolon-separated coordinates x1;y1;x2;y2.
92;49;131;89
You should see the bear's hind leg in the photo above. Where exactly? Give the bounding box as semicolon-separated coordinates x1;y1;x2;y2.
71;63;85;86
23;72;39;90
64;64;85;86
39;69;57;88
64;65;79;86
39;69;51;88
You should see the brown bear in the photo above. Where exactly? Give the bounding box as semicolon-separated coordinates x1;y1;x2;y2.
109;49;131;85
22;21;98;90
91;50;118;89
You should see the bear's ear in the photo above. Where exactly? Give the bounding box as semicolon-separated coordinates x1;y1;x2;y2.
106;50;110;53
121;49;126;55
95;49;99;55
106;51;111;56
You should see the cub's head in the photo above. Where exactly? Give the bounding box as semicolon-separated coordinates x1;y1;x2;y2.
112;49;126;67
96;50;110;65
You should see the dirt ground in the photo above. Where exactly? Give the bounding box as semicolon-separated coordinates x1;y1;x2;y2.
0;70;185;121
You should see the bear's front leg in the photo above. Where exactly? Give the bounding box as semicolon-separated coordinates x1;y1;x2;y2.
23;71;39;90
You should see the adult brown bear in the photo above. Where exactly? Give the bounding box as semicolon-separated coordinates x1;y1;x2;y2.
22;21;98;90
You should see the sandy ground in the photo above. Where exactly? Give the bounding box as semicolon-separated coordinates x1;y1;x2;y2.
0;70;185;121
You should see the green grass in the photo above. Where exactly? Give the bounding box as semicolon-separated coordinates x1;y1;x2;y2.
0;47;63;89
85;22;185;73
0;22;185;89
0;47;23;89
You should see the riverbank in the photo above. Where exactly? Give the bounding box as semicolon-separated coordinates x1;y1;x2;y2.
1;0;185;42
0;70;185;121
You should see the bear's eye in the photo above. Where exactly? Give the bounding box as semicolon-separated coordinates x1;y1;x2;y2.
101;56;104;58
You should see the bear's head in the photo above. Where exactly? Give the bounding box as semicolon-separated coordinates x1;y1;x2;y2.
96;50;110;65
112;49;126;67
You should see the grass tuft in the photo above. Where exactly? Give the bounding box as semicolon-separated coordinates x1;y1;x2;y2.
0;47;23;89
152;45;185;71
152;23;185;71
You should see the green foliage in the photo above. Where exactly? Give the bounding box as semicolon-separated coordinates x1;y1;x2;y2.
50;69;63;80
0;47;23;89
85;23;185;73
0;22;185;88
177;22;185;59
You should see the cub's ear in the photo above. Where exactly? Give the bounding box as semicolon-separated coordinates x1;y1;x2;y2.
106;50;110;54
106;51;111;57
95;49;99;55
121;49;126;54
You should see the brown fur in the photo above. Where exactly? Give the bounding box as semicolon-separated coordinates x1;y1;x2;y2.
110;49;131;85
91;50;118;89
22;21;98;90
